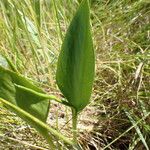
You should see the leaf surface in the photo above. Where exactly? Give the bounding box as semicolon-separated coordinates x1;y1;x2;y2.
0;66;73;145
56;0;95;111
0;66;52;143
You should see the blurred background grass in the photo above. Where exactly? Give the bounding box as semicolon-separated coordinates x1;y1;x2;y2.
0;0;150;149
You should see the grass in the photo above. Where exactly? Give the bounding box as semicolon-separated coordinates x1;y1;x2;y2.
0;0;150;149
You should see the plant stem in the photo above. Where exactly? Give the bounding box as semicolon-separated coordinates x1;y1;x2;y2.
72;108;78;144
44;135;55;150
0;98;74;145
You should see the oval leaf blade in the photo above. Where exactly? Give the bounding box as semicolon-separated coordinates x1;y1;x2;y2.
0;66;49;121
0;66;53;144
0;66;73;146
56;0;95;111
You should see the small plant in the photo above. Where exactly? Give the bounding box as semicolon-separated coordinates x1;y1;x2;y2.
0;0;95;149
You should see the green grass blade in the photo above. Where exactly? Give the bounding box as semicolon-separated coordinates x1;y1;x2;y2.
0;98;74;146
103;112;150;149
32;0;41;28
125;110;149;150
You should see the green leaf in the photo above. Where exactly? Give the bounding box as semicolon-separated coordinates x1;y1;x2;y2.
0;66;74;147
0;66;49;121
56;0;95;111
0;66;53;145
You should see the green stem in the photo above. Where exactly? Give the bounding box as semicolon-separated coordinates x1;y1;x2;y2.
44;133;55;150
72;108;78;144
0;98;74;145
